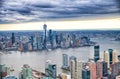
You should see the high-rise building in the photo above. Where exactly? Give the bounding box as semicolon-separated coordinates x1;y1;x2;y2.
104;51;110;68
45;64;57;79
96;60;108;79
96;60;103;79
111;62;120;79
48;29;53;48
30;36;34;50
62;54;68;68
94;45;100;62
76;61;83;79
43;23;47;49
69;56;77;79
89;62;97;79
108;49;113;64
11;33;15;45
70;60;76;79
82;69;91;79
102;61;108;76
112;50;118;64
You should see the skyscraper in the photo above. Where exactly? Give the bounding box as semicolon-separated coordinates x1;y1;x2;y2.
82;69;91;79
62;54;68;68
96;60;103;79
70;60;76;79
48;29;53;48
11;33;15;45
94;45;100;62
111;62;120;79
104;51;110;68
102;61;108;76
76;61;83;79
112;50;118;64
43;23;47;49
108;49;113;64
89;62;97;79
30;36;34;50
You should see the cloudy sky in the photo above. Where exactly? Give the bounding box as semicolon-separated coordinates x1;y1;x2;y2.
0;0;120;30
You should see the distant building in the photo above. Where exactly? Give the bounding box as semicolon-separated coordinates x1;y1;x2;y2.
11;33;15;45
82;69;91;79
30;36;34;50
48;29;53;48
43;23;47;49
94;45;100;62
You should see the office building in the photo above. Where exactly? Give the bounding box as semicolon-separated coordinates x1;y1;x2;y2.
30;36;34;50
104;51;110;68
94;45;100;62
70;60;76;79
82;69;91;79
111;62;120;79
102;61;108;76
48;29;53;48
76;61;83;79
96;60;103;79
108;49;113;64
89;62;97;79
62;54;68;67
11;33;15;45
69;56;77;79
43;23;47;49
45;64;57;79
112;50;118;64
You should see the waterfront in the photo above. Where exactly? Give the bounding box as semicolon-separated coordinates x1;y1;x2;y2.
0;37;120;78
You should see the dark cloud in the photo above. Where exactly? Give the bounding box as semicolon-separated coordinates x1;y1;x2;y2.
115;0;120;12
0;0;120;24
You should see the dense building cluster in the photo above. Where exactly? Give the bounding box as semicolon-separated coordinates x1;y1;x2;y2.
0;24;95;52
61;46;120;79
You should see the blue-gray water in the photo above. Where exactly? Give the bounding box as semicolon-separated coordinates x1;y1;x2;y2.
0;37;120;78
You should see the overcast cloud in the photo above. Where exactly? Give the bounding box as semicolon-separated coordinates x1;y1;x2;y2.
0;0;120;24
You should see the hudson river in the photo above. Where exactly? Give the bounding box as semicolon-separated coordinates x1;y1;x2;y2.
0;37;120;78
